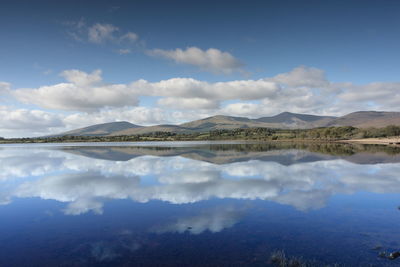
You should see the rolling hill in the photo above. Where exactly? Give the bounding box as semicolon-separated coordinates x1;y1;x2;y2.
54;111;400;137
326;111;400;128
57;121;141;136
110;124;188;136
255;112;336;128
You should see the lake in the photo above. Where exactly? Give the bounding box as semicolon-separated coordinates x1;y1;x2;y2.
0;142;399;266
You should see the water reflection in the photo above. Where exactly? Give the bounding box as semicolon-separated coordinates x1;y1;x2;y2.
0;142;399;266
153;205;246;235
1;143;400;213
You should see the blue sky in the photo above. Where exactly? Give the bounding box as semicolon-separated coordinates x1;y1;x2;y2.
1;0;400;137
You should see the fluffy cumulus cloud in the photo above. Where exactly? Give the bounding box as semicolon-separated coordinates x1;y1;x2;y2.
220;103;261;117
63;107;168;128
148;47;244;74
13;69;139;112
3;65;400;136
61;69;103;86
0;106;64;135
271;65;329;88
337;82;400;110
157;97;219;109
13;70;280;113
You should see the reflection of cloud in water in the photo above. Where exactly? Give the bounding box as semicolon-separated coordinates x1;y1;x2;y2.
0;149;65;181
2;147;400;213
64;198;104;215
154;206;245;234
0;191;11;205
14;172;140;215
159;170;220;184
90;239;141;262
91;241;120;262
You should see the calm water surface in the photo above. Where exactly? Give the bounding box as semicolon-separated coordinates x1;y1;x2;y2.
0;142;399;266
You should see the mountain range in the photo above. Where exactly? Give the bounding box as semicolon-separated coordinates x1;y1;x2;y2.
56;111;400;137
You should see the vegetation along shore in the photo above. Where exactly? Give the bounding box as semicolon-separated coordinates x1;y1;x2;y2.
1;125;399;145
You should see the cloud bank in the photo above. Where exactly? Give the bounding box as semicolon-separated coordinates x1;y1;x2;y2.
2;66;400;137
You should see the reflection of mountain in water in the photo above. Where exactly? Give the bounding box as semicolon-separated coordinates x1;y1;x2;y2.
2;142;400;214
59;142;400;165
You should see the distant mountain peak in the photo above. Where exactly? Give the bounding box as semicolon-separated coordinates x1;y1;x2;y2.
256;111;335;124
52;111;400;137
55;121;142;137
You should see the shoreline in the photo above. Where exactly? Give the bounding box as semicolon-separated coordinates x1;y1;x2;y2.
339;137;400;146
1;137;400;146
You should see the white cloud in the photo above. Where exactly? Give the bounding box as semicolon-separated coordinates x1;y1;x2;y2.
66;21;242;74
271;66;329;88
60;69;102;86
13;70;139;112
88;23;119;44
141;78;210;98
116;49;131;55
337;82;400;110
11;70;280;113
213;79;280;100
220;103;261;117
0;82;11;95
63;107;168;128
5;65;400;136
148;47;244;74
157;97;219;109
67;20;139;45
0;106;64;135
136;77;280;102
120;32;138;43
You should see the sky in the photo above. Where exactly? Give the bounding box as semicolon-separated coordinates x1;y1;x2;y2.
1;0;400;137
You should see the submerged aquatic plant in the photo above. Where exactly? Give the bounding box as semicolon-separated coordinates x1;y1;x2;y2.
269;250;341;267
269;250;307;267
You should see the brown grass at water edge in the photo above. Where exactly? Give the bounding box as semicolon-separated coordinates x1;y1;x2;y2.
340;137;400;145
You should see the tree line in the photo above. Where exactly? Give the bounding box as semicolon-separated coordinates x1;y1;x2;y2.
1;125;399;144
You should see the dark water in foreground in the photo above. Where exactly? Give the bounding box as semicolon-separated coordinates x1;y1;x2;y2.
0;142;399;266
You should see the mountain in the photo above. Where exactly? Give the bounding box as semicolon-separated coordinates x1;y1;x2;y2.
326;111;400;128
255;112;336;128
58;121;141;136
53;111;400;137
179;115;263;131
110;124;187;136
179;113;337;131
